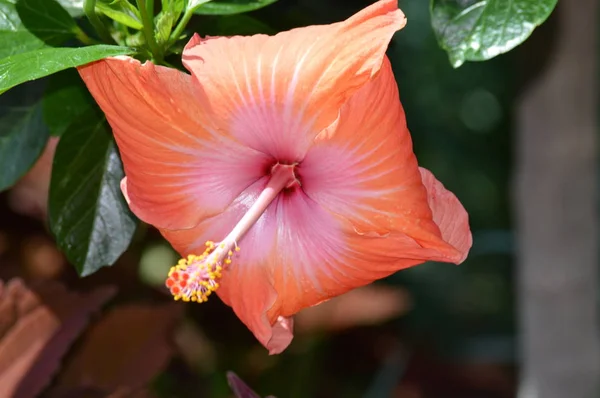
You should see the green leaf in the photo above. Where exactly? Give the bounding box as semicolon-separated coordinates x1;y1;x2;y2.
0;101;49;191
155;0;185;45
96;0;143;30
16;0;79;41
431;0;558;67
42;69;93;136
0;44;134;94
162;0;185;20
0;0;77;59
55;0;85;17
187;0;211;12
49;109;137;276
0;1;42;59
193;0;278;15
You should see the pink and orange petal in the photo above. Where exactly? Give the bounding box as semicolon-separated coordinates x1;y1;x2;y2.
77;0;472;355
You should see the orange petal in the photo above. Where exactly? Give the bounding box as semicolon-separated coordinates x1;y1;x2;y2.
301;57;470;262
263;182;469;324
78;57;272;230
161;180;442;351
419;167;473;263
152;1;472;353
181;0;406;162
160;183;468;353
159;59;471;351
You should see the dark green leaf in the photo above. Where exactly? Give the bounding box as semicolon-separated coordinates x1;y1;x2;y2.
0;45;134;94
16;0;79;42
0;102;49;191
193;0;278;15
431;0;558;67
49;110;137;276
42;69;93;136
96;0;143;30
0;0;76;59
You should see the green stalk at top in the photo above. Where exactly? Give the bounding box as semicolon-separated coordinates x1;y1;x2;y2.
137;0;163;63
83;0;115;44
167;8;194;49
146;0;154;17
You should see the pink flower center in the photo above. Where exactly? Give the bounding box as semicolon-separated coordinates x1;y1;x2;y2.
165;163;298;302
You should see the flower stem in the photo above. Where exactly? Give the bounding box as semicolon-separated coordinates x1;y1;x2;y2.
74;26;100;45
83;0;115;44
136;0;163;63
166;8;194;49
146;0;154;16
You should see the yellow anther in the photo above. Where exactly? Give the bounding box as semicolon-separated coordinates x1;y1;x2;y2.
165;240;240;304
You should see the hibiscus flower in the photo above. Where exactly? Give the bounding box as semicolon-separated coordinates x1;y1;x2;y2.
77;0;472;354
